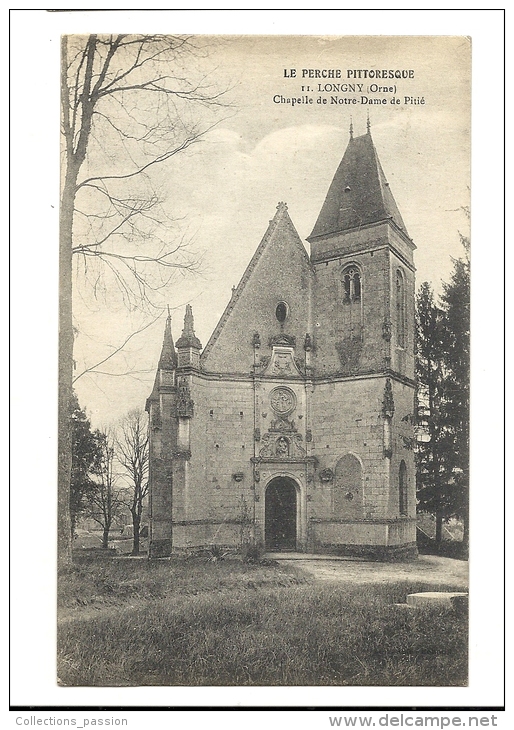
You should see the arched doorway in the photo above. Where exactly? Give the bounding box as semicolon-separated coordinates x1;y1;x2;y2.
265;477;298;551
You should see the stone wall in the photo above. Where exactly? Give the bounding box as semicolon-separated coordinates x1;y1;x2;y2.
313;246;390;376
148;385;177;557
312;222;415;381
189;378;255;514
389;239;416;381
165;369;415;554
386;378;416;520
310;377;388;518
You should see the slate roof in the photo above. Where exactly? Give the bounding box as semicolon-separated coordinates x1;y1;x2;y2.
308;131;409;241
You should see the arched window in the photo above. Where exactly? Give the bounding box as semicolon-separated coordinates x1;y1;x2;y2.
396;269;406;348
334;454;363;518
343;267;361;304
399;460;408;516
340;266;363;352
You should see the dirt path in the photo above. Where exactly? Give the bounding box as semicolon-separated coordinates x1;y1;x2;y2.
273;555;468;588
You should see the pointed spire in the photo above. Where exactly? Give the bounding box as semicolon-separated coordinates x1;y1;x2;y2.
367;110;371;134
176;304;202;351
308;129;409;241
349;117;354;140
158;311;177;371
182;304;195;338
382;378;395;419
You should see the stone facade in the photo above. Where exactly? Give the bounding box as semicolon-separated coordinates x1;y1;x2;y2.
146;129;417;560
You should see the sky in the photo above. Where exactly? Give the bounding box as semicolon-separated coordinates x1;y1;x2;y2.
71;35;471;428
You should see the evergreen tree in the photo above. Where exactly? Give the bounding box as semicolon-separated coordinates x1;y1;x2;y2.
415;282;453;543
70;392;101;536
415;236;470;551
440;236;470;548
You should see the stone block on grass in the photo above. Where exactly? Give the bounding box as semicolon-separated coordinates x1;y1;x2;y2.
406;592;468;613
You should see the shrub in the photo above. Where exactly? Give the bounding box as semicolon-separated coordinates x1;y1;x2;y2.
241;543;264;564
204;544;233;562
418;537;468;561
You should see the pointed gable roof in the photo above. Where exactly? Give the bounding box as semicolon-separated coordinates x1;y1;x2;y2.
201;202;312;369
308;131;409;241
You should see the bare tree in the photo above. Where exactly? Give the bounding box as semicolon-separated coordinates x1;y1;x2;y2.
59;34;228;566
116;409;149;555
87;428;125;549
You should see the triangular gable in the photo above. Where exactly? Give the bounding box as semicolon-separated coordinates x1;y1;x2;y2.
201;203;313;374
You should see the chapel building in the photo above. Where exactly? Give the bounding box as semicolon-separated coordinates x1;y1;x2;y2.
146;125;417;560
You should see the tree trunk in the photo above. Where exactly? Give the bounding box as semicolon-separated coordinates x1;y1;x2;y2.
462;506;469;553
435;509;443;546
59;35;94;570
132;513;141;555
58;174;77;570
102;526;110;549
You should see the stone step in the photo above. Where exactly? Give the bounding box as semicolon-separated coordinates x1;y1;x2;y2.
406;591;468;613
264;552;371;562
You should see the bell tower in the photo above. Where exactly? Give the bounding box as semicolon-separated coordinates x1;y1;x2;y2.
307;123;416;379
306;122;418;559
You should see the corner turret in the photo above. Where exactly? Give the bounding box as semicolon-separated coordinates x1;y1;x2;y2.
158;312;178;371
146;311;177;416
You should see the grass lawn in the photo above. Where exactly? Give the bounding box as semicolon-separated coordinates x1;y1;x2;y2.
58;552;467;687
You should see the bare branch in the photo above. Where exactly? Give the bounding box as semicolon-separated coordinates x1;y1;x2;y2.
59;35;232;562
76;129;205;189
115;407;149;553
73;313;162;383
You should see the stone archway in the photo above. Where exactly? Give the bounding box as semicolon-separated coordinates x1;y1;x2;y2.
265;476;298;551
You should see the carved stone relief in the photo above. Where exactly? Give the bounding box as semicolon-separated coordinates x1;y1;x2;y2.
258;431;306;459
335;337;363;375
382;378;395;419
258;346;303;377
176;377;194;418
270;386;296;416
